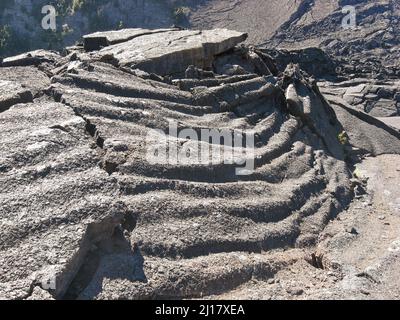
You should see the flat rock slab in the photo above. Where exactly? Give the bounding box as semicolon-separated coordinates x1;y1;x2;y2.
0;102;124;299
319;79;400;117
0;66;51;97
368;99;398;117
378;117;400;130
83;28;178;51
0;80;33;112
1;50;61;67
96;29;247;75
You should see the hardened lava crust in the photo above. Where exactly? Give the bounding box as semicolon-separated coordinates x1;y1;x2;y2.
0;28;399;300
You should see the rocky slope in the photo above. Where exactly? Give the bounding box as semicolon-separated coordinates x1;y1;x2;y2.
189;0;400;118
187;1;400;77
1;28;399;300
265;0;400;78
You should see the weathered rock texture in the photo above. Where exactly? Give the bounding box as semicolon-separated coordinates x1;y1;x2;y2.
83;28;180;51
262;0;400;78
0;28;399;300
187;0;400;121
0;80;33;113
319;79;400;117
91;29;248;75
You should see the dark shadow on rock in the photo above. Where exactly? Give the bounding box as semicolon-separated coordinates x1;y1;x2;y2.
63;226;147;300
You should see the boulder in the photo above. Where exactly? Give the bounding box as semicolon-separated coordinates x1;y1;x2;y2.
1;50;61;67
95;29;248;75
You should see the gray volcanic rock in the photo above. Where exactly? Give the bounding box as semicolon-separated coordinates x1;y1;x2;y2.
93;29;248;75
188;0;304;45
320;90;400;156
51;57;355;298
0;66;51;97
319;79;400;117
378;116;400;130
1;50;61;68
0;101;127;299
187;0;400;80
0;80;33;113
193;0;398;121
0;27;399;300
265;0;400;80
83;28;179;51
259;47;338;80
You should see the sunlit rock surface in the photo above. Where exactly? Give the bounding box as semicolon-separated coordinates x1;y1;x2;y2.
1;28;399;300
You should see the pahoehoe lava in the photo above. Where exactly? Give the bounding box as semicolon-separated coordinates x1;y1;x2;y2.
0;28;399;300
